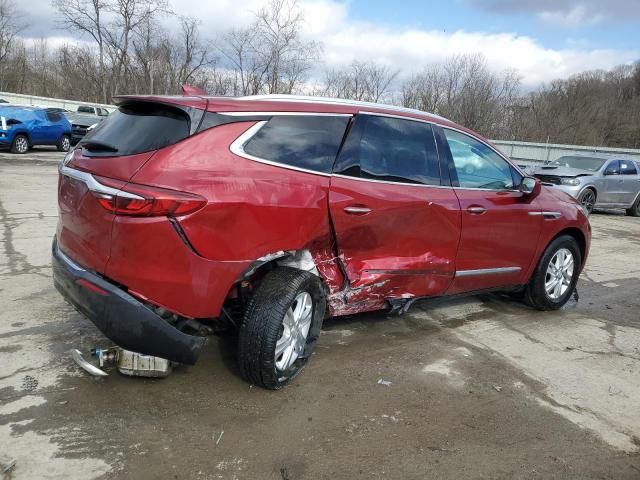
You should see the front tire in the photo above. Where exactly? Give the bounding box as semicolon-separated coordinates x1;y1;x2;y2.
577;188;596;215
11;134;29;154
524;235;581;311
238;267;326;390
626;196;640;217
57;134;71;152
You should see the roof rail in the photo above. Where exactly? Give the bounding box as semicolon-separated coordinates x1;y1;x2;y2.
234;94;450;122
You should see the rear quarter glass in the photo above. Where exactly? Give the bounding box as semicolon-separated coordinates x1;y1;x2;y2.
242;115;350;173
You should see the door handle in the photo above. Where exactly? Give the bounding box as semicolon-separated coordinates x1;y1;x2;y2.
467;206;486;215
344;205;372;215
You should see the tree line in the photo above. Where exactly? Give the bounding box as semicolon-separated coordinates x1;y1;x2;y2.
1;0;639;147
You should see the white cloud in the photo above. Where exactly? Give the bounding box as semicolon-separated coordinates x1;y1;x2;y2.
466;0;640;26
538;5;605;27
296;0;639;88
13;0;640;89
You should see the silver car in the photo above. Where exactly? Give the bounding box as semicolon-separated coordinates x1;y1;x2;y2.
528;155;640;216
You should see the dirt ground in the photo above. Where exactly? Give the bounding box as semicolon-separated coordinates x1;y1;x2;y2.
1;148;639;480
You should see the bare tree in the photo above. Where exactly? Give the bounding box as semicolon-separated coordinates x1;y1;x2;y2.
0;0;23;89
401;54;520;138
53;0;109;102
220;0;320;95
322;61;399;102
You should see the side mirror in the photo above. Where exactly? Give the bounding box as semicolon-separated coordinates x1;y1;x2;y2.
603;167;618;176
520;176;537;195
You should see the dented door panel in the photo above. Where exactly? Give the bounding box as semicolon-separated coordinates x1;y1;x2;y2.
328;176;462;306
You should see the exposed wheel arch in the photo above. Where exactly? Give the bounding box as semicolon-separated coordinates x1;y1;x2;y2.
221;249;328;329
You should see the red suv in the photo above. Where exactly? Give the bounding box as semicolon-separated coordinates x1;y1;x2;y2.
53;94;591;389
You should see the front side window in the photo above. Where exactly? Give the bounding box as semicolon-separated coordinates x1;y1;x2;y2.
243;116;350;174
333;115;441;185
620;160;637;175
604;160;620;175
444;129;514;190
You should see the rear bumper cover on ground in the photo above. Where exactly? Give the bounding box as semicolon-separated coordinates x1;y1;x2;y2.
52;237;207;365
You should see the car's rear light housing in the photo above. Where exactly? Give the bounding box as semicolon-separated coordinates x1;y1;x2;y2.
93;176;207;217
58;165;206;218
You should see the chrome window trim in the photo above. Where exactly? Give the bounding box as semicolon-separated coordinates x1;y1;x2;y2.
331;173;522;193
332;173;449;189
228;121;333;178
59;165;144;200
455;266;521;277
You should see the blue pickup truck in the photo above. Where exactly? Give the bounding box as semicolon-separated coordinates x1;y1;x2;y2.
0;106;72;154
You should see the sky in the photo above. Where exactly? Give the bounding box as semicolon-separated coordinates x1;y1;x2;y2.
17;0;640;88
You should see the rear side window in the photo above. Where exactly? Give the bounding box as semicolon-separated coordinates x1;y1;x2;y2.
620;160;637;175
80;103;190;156
46;110;62;122
242;116;350;174
334;114;441;185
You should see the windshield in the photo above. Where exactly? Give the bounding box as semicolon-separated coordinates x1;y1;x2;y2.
550;156;605;171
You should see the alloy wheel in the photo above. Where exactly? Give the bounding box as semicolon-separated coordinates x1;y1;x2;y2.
61;136;70;151
544;248;575;300
274;292;313;371
15;136;28;153
580;190;595;214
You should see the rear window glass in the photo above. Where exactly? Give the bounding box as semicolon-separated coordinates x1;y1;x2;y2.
243;116;350;173
80;103;190;156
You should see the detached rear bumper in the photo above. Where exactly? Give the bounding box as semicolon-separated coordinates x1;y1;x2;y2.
52;237;207;365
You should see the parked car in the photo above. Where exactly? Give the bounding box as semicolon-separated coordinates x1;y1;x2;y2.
62;111;104;144
77;105;110;116
53;95;591;389
0;106;72;153
529;155;640;216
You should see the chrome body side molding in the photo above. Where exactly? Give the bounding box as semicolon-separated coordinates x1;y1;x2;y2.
455;266;521;277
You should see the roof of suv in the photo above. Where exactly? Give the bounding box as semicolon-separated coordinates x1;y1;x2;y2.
113;93;470;134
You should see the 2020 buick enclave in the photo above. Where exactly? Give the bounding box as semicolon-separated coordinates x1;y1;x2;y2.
53;93;591;389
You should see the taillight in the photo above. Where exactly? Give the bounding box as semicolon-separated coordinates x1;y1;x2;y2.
93;176;206;217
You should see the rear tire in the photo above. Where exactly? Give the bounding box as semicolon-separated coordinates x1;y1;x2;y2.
524;235;581;311
57;134;71;152
626;196;640;217
10;134;29;154
238;267;325;390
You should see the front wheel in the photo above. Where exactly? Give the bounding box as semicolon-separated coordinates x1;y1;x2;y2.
577;188;596;215
11;134;29;154
57;134;71;152
524;235;581;311
238;267;326;390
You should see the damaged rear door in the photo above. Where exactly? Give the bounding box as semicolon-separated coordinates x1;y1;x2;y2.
329;113;461;307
